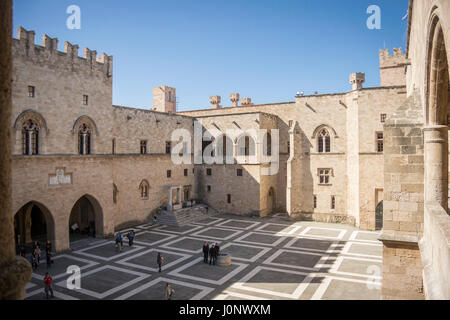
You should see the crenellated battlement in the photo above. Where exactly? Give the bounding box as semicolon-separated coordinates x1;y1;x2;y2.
379;47;408;69
13;26;113;78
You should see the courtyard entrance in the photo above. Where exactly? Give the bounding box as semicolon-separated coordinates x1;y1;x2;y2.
14;201;55;250
69;195;103;243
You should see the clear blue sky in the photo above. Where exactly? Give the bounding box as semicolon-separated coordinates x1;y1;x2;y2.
13;0;409;111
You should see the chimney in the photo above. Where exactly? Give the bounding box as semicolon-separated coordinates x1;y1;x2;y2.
230;93;240;107
241;98;252;106
210;96;221;109
349;73;365;90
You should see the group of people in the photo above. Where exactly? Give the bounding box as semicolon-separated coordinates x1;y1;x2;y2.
115;230;135;252
18;240;53;270
202;242;220;265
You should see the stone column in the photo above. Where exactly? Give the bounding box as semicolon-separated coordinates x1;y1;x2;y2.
0;0;33;299
167;188;173;211
423;125;448;209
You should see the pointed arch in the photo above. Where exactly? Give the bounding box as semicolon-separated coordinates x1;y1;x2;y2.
139;179;150;199
72;115;99;134
13;109;49;133
311;124;338;139
425;10;449;126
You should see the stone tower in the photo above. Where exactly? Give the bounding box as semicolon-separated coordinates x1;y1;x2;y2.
349;73;365;90
153;86;176;113
379;48;408;87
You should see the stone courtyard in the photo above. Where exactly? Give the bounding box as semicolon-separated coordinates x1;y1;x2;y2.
24;214;382;300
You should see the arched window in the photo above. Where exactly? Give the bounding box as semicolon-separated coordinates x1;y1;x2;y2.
78;123;91;155
264;132;272;156
22;119;39;155
139;180;149;200
318;129;331;153
237;135;256;156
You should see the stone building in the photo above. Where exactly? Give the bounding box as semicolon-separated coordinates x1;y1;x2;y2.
3;0;449;300
9;24;408;254
380;0;450;300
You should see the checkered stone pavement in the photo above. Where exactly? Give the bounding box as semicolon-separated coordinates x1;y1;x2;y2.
24;214;382;300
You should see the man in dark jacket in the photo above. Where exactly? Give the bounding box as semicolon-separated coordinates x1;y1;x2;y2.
202;242;209;263
209;244;216;265
214;242;220;258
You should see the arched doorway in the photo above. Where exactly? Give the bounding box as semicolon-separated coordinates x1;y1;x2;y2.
267;187;276;215
375;201;383;230
69;195;103;242
14;201;55;251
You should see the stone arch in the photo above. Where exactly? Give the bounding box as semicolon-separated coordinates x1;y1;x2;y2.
71;115;99;134
69;194;104;242
425;11;449;126
13;109;49;155
14;201;55;248
139;179;150;199
72;116;98;155
423;10;450;210
311;124;338;139
312;124;338;153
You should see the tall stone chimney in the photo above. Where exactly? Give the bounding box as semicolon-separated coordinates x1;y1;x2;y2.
241;98;252;106
210;95;221;109
230;93;240;107
349;73;365;90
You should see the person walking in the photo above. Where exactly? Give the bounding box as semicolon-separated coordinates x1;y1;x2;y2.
209;243;216;265
45;240;52;255
34;245;41;264
215;242;220;259
165;283;175;300
115;232;123;252
31;253;38;270
46;250;52;269
43;273;54;299
157;252;164;272
202;242;209;263
127;230;135;247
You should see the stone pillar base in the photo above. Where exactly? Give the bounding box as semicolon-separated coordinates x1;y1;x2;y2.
0;256;32;300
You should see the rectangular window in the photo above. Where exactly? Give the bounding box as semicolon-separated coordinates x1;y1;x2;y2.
288;120;293;128
314;195;317;209
331;196;336;209
168;91;172;102
28;86;35;98
112;138;116;155
206;168;212;176
83;95;89;105
166;141;171;154
376;132;383;153
140;140;147;154
207;185;211;192
184;169;188;176
167;170;171;178
380;114;387;123
237;169;243;176
319;169;331;185
287;141;290;154
227;194;231;204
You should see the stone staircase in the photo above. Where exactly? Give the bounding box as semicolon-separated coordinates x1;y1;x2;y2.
154;204;219;227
